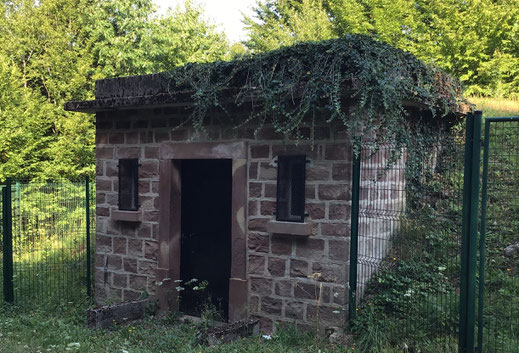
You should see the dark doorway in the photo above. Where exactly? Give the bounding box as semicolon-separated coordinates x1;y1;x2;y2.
180;159;232;320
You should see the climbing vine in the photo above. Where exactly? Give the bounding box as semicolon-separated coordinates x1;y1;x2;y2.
166;34;466;153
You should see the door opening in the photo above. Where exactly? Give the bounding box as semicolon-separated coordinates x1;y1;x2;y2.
180;159;232;321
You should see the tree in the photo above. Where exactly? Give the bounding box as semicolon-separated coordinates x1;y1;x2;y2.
0;53;53;179
0;0;96;180
82;0;159;78
0;0;230;180
244;0;519;97
326;0;419;52
152;1;230;71
407;0;519;97
243;0;335;52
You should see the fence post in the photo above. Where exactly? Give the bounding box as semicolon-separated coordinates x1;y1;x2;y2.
459;111;482;353
85;175;92;297
2;178;14;303
476;116;491;353
348;147;361;326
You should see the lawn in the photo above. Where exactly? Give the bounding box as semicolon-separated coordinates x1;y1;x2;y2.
0;302;352;353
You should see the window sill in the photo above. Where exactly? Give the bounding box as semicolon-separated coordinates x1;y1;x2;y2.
266;218;313;237
112;210;142;222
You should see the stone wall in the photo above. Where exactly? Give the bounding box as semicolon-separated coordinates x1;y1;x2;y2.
246;140;352;331
93;107;406;332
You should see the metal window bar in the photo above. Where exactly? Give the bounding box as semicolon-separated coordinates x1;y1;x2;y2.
118;159;139;211
276;155;307;222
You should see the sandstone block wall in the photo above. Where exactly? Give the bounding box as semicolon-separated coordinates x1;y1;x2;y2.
93;107;405;331
246;141;352;331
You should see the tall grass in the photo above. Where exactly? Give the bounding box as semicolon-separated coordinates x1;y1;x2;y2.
468;96;519;117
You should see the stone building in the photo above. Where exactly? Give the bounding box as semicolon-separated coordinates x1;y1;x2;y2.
65;37;464;332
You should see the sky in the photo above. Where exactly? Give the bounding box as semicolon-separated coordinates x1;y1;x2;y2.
153;0;258;43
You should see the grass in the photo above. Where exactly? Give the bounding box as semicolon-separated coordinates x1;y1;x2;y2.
0;300;457;353
0;301;452;353
0;302;354;353
349;137;465;352
351;213;462;352
468;96;519;117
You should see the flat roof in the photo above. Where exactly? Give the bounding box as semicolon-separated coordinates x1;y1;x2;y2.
65;35;470;116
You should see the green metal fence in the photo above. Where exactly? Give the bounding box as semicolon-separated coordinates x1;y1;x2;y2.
479;117;519;353
0;178;94;306
348;113;481;352
348;112;519;352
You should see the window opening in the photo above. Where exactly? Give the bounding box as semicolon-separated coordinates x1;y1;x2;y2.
118;158;139;211
276;155;307;222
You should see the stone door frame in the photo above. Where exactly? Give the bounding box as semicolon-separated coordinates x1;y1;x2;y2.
155;141;248;322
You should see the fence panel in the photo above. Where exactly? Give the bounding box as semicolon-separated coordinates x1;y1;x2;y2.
0;184;3;301
1;179;94;305
479;118;519;353
350;128;466;352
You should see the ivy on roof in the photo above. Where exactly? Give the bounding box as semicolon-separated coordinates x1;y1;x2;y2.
167;34;466;147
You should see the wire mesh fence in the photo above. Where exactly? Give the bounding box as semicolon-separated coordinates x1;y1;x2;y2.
0;179;94;306
1;185;4;302
479;118;519;353
350;132;465;352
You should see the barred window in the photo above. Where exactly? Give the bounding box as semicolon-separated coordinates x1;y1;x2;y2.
276;155;307;222
118;159;139;211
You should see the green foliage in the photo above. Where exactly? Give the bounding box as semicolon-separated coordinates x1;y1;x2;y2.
169;35;463;153
84;0;230;77
84;0;158;78
0;53;56;179
152;1;230;72
245;0;519;98
0;0;230;181
350;108;519;352
353;304;393;353
348;145;465;351
243;0;335;52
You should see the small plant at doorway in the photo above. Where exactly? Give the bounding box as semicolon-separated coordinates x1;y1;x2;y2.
176;278;227;342
175;278;224;326
174;278;208;292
